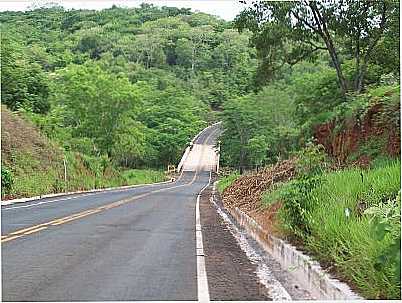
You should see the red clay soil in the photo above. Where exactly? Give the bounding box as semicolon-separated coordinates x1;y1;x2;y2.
315;102;400;164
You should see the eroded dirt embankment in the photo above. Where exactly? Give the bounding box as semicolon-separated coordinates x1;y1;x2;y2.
315;101;400;165
221;159;296;233
223;99;401;225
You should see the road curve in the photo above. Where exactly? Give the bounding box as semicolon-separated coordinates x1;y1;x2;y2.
1;124;220;301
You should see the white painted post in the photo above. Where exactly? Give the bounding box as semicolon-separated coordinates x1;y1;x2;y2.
216;141;221;174
63;157;67;192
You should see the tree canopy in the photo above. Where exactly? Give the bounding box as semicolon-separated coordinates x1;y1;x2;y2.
0;4;257;168
236;0;399;94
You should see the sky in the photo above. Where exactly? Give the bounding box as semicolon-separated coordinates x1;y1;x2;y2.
0;0;248;21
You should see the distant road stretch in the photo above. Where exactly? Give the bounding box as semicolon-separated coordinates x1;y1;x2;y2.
1;124;220;301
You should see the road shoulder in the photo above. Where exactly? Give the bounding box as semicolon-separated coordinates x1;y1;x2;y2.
200;183;271;301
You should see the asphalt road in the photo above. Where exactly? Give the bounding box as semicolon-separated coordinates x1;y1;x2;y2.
1;125;220;301
2;123;302;302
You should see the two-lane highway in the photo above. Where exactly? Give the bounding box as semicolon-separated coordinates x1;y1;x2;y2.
1;124;220;301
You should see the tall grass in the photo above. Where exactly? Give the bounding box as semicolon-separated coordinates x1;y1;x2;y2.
6;151;167;198
264;160;401;299
304;161;400;299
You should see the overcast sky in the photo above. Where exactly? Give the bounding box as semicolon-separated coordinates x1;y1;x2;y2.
0;0;248;21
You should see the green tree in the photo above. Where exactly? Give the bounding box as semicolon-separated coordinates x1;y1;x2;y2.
220;84;298;171
112;115;152;167
1;33;50;113
52;63;139;156
236;0;398;93
247;135;268;169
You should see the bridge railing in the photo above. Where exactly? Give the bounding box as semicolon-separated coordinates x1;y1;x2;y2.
176;122;222;173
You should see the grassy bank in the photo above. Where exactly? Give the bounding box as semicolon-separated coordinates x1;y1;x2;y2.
1;107;167;199
263;159;401;299
217;173;239;193
2;150;167;199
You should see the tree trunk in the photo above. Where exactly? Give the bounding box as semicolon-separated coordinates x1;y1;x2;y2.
326;41;348;95
191;48;195;72
239;145;246;174
356;68;365;93
238;131;247;174
309;2;348;96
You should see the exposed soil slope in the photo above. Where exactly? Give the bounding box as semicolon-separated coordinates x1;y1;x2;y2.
1;106;63;169
315;95;400;165
221;159;296;233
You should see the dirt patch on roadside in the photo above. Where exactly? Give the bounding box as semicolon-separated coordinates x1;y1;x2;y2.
200;186;271;301
221;159;296;233
1;106;62;167
222;159;296;212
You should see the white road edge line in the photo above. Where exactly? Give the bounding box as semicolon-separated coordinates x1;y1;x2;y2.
196;170;212;303
2;171;187;211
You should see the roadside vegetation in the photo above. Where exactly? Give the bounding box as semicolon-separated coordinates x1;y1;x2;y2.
218;1;400;299
262;148;400;299
216;173;239;193
1;107;167;198
1;4;256;198
1;1;400;299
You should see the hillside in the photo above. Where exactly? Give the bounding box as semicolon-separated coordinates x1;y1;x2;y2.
1;106;64;198
216;1;400;300
1;107;166;199
0;4;256;198
1;106;62;169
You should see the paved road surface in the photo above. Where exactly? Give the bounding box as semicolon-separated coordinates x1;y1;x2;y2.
1;125;219;301
1;123;303;301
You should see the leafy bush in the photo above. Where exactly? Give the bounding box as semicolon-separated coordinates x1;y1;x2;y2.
365;192;401;285
265;143;328;237
1;166;14;195
294;143;328;176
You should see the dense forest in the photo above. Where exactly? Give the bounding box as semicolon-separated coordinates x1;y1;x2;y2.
1;4;257;165
1;1;401;299
1;3;256;196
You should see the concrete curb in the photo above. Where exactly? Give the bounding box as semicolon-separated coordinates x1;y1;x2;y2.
226;206;363;300
1;180;172;206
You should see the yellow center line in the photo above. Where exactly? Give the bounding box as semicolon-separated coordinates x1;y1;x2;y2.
50;209;98;225
1;171;199;244
1;234;25;243
51;211;100;226
22;226;48;235
8;223;48;236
